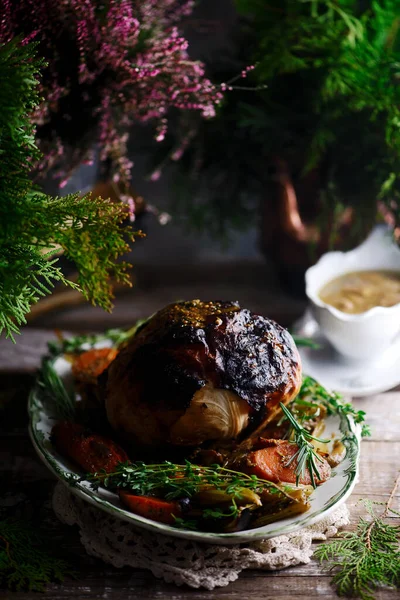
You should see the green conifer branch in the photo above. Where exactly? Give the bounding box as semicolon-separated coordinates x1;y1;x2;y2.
235;0;400;241
314;471;400;599
0;39;135;340
0;516;74;591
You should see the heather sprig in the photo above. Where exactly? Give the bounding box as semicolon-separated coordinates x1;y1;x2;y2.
0;0;228;201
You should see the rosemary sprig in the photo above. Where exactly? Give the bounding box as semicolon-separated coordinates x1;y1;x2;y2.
36;359;76;420
314;472;400;600
280;402;330;488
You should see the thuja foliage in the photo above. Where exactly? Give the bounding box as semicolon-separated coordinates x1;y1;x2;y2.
0;40;133;340
0;516;73;591
168;1;400;243
237;0;400;241
314;473;400;600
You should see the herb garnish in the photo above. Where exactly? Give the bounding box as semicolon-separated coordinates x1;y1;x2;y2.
84;460;298;525
85;460;286;499
36;359;76;420
292;335;321;350
280;403;330;488
295;376;371;438
48;319;150;356
314;472;400;600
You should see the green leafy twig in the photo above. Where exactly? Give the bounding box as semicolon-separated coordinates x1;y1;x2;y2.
280;402;330;488
296;376;371;438
85;460;290;499
0;40;135;342
292;335;321;349
0;517;74;592
314;472;400;600
84;460;299;527
47;319;150;356
36;359;76;420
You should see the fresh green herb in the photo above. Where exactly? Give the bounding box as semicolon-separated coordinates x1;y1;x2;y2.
0;517;74;591
202;501;239;520
36;359;76;420
296;376;371;437
171;516;198;530
280;402;330;488
282;396;323;427
48;320;150;356
314;472;400;600
292;335;321;350
85;461;300;527
85;461;291;502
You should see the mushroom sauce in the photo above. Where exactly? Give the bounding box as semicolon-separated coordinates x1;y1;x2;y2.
318;270;400;314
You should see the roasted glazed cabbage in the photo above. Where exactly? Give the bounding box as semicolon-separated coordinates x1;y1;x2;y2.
105;300;302;448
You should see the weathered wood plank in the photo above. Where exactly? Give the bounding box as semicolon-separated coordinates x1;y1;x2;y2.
352;393;400;442
3;573;399;600
0;330;59;373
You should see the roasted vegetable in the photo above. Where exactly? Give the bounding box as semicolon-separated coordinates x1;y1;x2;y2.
119;492;183;525
51;421;128;474
245;439;331;486
72;348;118;385
193;486;261;508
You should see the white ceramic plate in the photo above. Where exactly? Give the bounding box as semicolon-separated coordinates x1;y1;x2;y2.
294;310;400;397
28;347;361;545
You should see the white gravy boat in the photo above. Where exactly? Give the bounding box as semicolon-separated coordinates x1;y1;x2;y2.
305;226;400;362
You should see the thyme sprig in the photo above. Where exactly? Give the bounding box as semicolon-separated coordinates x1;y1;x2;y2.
85;460;288;500
280;402;330;488
295;376;371;438
84;460;298;526
314;472;400;600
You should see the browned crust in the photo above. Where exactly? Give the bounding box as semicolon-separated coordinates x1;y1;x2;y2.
105;300;302;446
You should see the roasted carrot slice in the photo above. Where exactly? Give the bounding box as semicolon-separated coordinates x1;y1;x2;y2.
51;421;128;474
246;439;331;486
119;491;182;525
72;348;118;384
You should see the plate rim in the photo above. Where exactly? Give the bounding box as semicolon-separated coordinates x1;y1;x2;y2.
28;352;361;545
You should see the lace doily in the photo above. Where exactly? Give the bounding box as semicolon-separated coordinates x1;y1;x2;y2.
52;482;349;590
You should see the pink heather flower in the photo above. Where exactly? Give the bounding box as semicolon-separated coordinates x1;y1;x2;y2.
150;169;162;181
1;0;233;215
59;178;69;189
121;194;136;221
171;147;184;161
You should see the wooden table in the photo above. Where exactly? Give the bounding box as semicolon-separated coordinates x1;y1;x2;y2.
1;327;399;600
